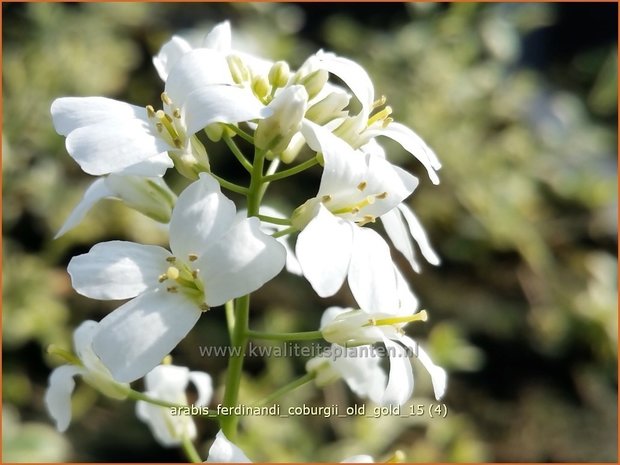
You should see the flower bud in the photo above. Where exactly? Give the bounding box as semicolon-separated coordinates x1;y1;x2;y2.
227;54;250;84
268;61;290;89
299;69;328;99
170;135;211;180
305;91;350;125
255;85;308;154
306;357;340;387
252;74;271;101
320;309;380;346
104;175;176;224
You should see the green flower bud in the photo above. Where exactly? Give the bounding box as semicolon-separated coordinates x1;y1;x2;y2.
268;61;291;89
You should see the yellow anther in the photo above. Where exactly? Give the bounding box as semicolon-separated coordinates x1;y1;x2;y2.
376;191;388;200
188;253;198;262
167;286;178;293
200;303;210;312
372;95;387;109
351;207;360;215
383;117;393;128
173;108;181;119
357;181;368;191
162;355;173;365
156;122;164;133
166;256;177;263
173;138;183;149
191;270;199;279
364;310;428;327
166;266;180;280
360;214;376;226
321;195;332;203
146;105;156;118
367;106;393;127
161;92;173;106
158;273;168;283
155;109;166;119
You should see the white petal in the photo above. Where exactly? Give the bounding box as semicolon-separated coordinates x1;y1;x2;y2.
397;204;440;266
189;371;213;407
44;365;83;432
55;178;113;238
348;228;399;313
415;344;448;401
164;49;232;106
369;122;441;185
93;289;202;382
381;208;420;273
203;21;232;51
51;97;146;136
198;217;286;307
296;205;353;298
153;35;192;81
118;152;173;177
363;154;418;218
68;241;170;300
183;85;270;135
394;267;419;314
316;50;374;116
169;173;236;259
319;306;352;330
207;431;252;463
144;364;190;394
136;390;196;447
66;119;170;175
72;320;100;368
333;346;387;404
381;338;413;406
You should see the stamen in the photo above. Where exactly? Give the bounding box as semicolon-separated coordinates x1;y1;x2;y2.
367;106;393;127
173;108;181;119
191;270;199;279
359;215;376;226
200;303;210;312
372;95;387;109
166;266;180;280
146;105;156;118
156;122;164;133
357;181;368;191
167;286;178;293
162;355;173;365
188;253;198;262
376;192;388;200
321;194;332;203
383;117;393;129
158;273;168;283
173;138;183;149
363;310;428;327
166;256;177;263
161;92;173;106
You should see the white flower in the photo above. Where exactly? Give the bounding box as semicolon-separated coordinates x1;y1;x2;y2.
44;321;129;432
205;430;372;463
55;173;176;238
68;174;286;382
206;431;252;463
136;364;212;447
51;49;270;177
305;50;442;185
318;274;447;405
292;121;418;312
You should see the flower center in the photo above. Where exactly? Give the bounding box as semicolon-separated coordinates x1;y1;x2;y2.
146;92;187;150
158;255;209;311
367;96;393;128
321;182;388;226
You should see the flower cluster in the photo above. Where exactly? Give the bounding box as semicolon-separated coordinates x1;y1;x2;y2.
46;21;446;461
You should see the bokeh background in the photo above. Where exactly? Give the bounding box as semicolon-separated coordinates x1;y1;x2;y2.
2;2;617;462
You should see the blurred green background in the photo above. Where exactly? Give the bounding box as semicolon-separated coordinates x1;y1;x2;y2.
2;2;617;462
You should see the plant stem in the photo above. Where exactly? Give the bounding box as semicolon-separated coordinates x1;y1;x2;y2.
272;226;296;238
225;300;235;337
210;173;249;195
223;134;253;173
253;372;316;407
247;329;324;341
220;292;250;440
257;214;291;226
262;156;319;183
226;124;255;144
181;436;202;463
246;148;266;216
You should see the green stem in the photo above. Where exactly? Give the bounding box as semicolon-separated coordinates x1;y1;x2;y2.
226;124;254;144
253;372;316;407
225;300;235;337
247;148;266;216
272;226;296;238
210;173;249;195
257;214;291;226
247;329;324;341
220;295;250;440
223;134;253;173
262;156;319;183
181;436;202;463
